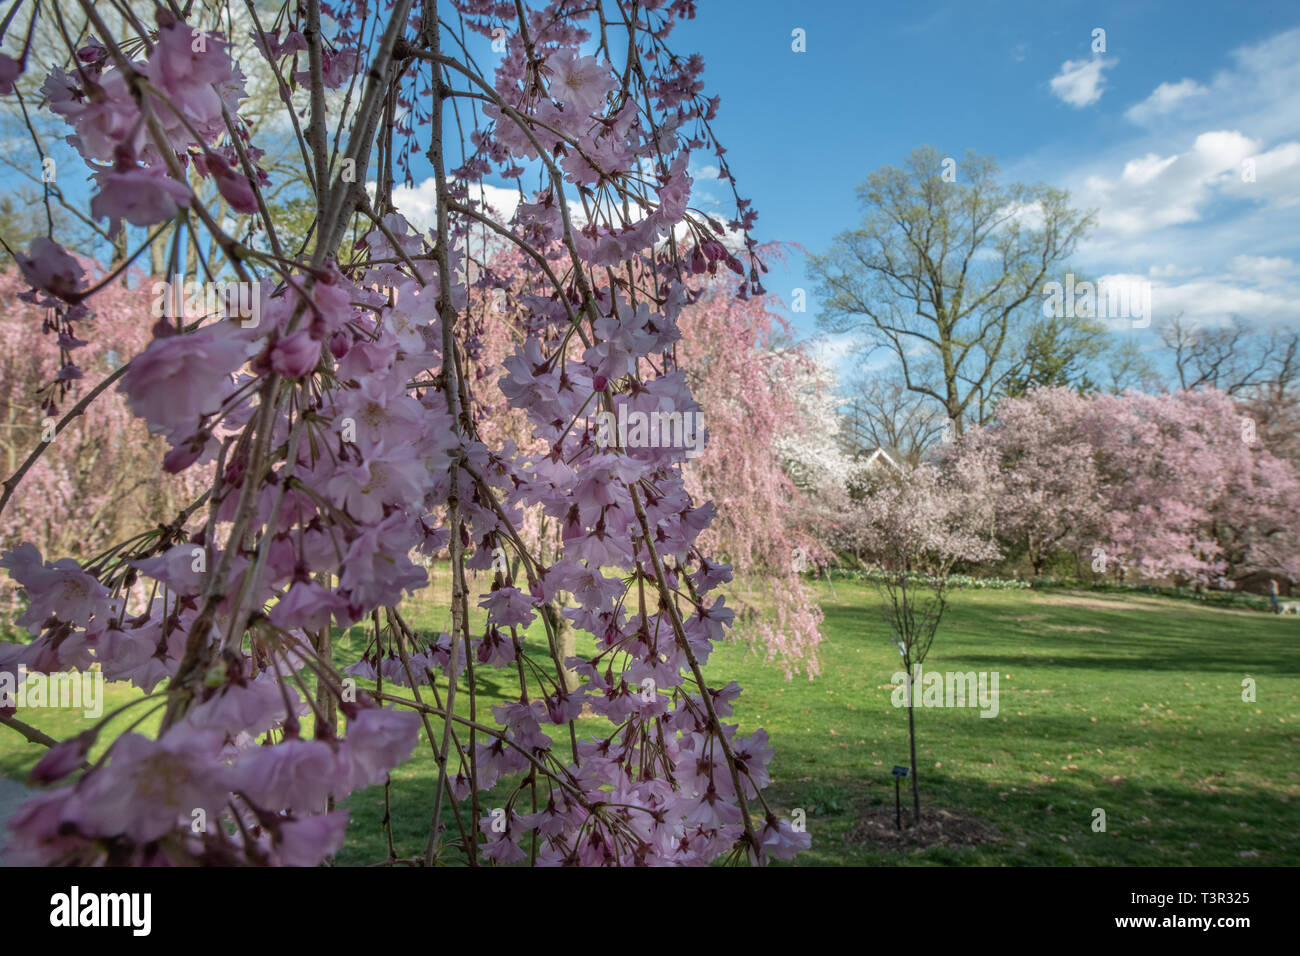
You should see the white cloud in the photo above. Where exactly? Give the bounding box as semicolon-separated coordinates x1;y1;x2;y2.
385;180;526;233
1220;141;1300;207
1145;275;1296;326
1046;269;1295;329
1149;263;1202;279
1080;130;1259;236
1228;254;1297;284
1119;28;1300;144
1005;29;1300;334
1049;56;1116;107
809;332;859;370
386;178;438;232
1125;79;1209;124
377;175;736;256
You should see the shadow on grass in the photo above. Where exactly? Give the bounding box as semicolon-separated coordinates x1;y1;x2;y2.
759;769;1294;867
334;756;1297;867
818;596;1297;677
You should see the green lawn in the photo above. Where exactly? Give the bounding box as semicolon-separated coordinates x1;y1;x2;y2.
2;579;1297;865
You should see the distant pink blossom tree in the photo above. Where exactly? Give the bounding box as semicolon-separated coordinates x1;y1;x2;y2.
956;386;1300;587
954;387;1103;576
676;272;826;676
1083;388;1300;586
0;267;209;613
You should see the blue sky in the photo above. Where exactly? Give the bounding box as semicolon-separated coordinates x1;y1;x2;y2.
9;1;1297;384
642;0;1300;372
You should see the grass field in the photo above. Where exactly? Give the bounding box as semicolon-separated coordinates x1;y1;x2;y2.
2;578;1297;865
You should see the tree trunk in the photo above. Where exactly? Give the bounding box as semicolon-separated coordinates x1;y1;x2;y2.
906;679;921;825
545;595;579;692
557;610;577;692
150;228;167;278
312;575;336;814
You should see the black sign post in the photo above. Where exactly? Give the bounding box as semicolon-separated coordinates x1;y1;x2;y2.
892;765;909;830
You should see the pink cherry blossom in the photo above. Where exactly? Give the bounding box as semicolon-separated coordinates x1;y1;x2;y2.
268;330;323;378
15;239;86;302
90;162;193;233
272;811;349;866
0;3;795;869
545;50;616;117
118;323;249;432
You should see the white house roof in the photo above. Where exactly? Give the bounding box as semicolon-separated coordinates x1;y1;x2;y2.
861;447;903;471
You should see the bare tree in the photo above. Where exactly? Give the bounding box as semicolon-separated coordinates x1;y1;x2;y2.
1158;314;1300;464
841;374;945;464
1160;315;1271;395
811;146;1093;435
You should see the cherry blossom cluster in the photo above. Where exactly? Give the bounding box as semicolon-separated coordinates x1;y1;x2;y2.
952;386;1300;585
0;0;808;866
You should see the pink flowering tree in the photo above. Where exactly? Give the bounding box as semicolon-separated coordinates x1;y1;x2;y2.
0;267;212;618
825;452;1000;822
0;1;812;866
1082;388;1300;587
674;270;826;676
961;386;1300;587
953;387;1104;577
463;243;827;678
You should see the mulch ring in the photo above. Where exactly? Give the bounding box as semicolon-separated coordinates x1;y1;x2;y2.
846;806;1004;850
